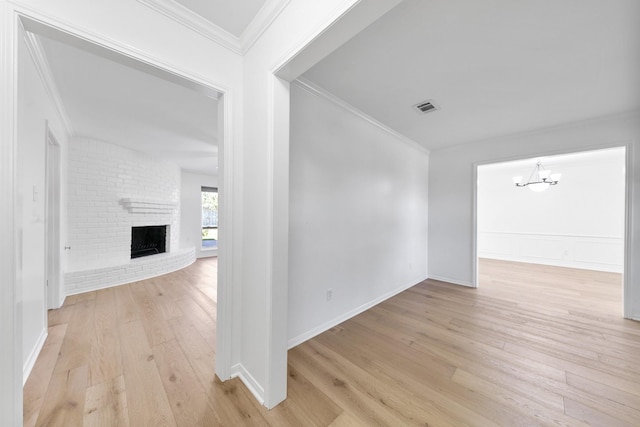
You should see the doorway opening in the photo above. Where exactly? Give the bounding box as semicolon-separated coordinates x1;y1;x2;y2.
475;147;627;316
19;14;231;423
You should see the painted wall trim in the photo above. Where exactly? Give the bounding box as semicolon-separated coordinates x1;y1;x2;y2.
478;231;624;240
273;0;404;82
214;91;237;383
22;31;74;135
137;0;291;55
428;275;474;288
136;0;240;53
623;139;635;319
294;77;429;155
16;8;234;96
198;248;217;258
287;276;427;349
478;232;624;273
231;363;265;405
240;0;292;54
23;329;47;385
454;109;640;154
0;4;22;424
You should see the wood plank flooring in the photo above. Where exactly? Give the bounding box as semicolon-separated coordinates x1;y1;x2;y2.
25;257;640;426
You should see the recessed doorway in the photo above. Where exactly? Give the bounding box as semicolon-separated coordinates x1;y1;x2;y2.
476;147;626;316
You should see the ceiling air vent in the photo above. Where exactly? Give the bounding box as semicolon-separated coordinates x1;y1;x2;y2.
413;100;439;114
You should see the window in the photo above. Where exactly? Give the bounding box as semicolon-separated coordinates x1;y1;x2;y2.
201;186;218;249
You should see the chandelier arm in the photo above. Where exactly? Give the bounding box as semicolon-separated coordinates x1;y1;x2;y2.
514;161;560;189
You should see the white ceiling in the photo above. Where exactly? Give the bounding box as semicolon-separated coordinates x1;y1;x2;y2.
37;34;219;176
303;0;640;151
173;0;266;37
30;0;640;178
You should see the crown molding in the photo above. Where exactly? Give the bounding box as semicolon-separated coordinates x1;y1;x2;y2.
137;0;241;53
240;0;292;53
294;77;430;155
22;32;75;135
137;0;291;55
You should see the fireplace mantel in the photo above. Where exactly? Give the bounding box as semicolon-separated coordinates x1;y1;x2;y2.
120;197;177;214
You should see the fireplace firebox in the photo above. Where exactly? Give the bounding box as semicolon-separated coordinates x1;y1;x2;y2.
131;225;167;259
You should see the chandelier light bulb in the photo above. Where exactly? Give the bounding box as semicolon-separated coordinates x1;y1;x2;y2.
538;169;551;180
529;182;549;192
513;161;560;191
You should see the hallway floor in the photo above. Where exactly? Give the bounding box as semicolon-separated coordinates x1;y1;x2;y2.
24;258;640;426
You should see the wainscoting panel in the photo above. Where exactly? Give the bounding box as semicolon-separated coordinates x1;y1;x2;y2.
478;232;623;273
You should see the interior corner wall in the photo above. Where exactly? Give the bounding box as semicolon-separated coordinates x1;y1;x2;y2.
287;82;429;346
239;0;376;406
427;112;640;317
18;25;69;382
180;171;218;258
239;0;406;407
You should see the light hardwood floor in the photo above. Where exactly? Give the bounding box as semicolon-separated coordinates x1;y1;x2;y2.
25;257;640;426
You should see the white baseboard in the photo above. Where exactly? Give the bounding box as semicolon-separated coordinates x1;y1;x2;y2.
57;293;66;309
287;276;427;349
23;328;48;385
427;275;474;288
231;363;265;406
198;248;217;258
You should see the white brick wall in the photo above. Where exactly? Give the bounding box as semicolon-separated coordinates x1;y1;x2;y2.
65;137;191;292
65;247;195;295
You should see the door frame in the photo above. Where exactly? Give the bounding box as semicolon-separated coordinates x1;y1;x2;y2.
0;6;237;424
472;143;632;318
44;121;62;309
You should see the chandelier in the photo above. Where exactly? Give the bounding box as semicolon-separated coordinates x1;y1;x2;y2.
512;161;561;192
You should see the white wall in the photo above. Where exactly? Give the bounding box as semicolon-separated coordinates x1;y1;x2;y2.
428;112;640;318
18;27;69;382
1;0;400;419
478;148;625;272
180;171;218;258
288;81;429;346
239;0;402;407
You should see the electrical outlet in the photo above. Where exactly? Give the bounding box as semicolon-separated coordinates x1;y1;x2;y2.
326;288;333;301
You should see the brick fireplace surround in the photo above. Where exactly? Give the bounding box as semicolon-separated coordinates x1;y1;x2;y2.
64;137;195;295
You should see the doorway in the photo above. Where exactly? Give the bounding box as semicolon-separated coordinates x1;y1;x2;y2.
476;147;627;315
17;14;232;420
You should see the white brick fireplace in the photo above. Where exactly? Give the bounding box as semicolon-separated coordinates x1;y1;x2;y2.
65;137;195;295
